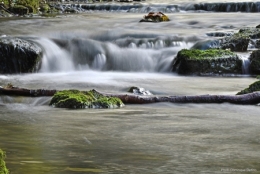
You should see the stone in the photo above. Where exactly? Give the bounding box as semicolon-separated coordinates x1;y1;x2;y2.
50;89;124;109
0;36;42;74
128;86;153;95
237;80;260;95
249;50;260;74
172;49;242;75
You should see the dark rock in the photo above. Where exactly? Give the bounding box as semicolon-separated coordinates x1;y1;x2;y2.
0;36;42;74
9;5;29;15
238;27;260;39
249;50;260;74
220;33;250;52
255;40;260;48
256;24;260;28
128;86;153;95
172;49;242;75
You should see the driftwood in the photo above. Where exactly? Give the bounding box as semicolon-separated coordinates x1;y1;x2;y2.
1;87;260;105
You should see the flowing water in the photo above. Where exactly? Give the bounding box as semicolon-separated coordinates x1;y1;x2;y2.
1;0;260;173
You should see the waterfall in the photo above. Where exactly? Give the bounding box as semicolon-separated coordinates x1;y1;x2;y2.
239;54;250;74
35;38;75;72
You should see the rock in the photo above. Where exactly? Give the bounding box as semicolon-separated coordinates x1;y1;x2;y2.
49;89;124;109
220;33;250;51
9;5;29;15
256;24;260;28
128;86;153;95
0;36;42;74
0;149;9;174
139;12;170;22
172;49;242;75
239;27;260;39
237;80;260;95
249;50;260;74
255;40;260;48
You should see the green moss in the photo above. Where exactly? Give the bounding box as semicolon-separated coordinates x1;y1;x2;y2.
178;49;236;60
237;81;260;95
50;89;124;109
0;149;9;174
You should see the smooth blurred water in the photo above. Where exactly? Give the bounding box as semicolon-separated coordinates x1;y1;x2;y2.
1;1;260;173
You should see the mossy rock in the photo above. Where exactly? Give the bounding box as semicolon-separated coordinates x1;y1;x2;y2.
39;4;50;13
0;149;9;174
249;50;260;74
238;27;260;39
237;80;260;95
220;32;250;51
50;89;124;109
0;37;42;74
172;49;242;75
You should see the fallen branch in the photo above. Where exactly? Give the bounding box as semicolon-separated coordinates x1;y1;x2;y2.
1;87;260;105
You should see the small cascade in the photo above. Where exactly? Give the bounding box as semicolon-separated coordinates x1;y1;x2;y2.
239;54;250;74
35;38;75;72
51;2;260;13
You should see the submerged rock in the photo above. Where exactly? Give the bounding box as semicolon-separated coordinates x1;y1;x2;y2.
237;80;260;95
50;89;124;109
249;50;260;74
128;86;153;95
0;149;9;174
172;49;242;75
0;36;42;74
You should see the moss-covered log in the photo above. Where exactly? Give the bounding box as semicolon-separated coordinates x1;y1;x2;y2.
0;149;9;174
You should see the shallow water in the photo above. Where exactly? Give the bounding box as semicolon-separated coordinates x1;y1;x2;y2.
1;1;260;173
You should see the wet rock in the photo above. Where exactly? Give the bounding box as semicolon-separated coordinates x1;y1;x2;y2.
0;36;42;74
50;89;124;109
220;33;250;52
139;12;170;22
172;49;242;75
255;40;260;48
256;24;260;28
249;50;260;74
128;86;153;95
237;80;260;95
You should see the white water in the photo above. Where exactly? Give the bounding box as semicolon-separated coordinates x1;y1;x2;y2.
1;1;260;174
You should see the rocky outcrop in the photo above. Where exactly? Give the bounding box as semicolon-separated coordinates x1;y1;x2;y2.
249;50;260;74
172;49;242;75
50;89;124;109
0;36;42;74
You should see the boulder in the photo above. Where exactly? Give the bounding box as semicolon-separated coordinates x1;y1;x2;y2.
249;50;260;74
172;49;242;75
220;33;250;51
237;80;260;95
50;89;124;109
9;5;29;15
0;36;42;74
238;27;260;39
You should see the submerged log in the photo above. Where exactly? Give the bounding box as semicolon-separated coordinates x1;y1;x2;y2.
0;86;56;97
0;87;260;105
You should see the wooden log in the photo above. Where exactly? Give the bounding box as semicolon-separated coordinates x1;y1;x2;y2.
1;87;260;105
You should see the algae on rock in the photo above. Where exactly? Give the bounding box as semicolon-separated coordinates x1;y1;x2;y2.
172;49;242;75
50;89;124;109
237;81;260;95
0;149;9;174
